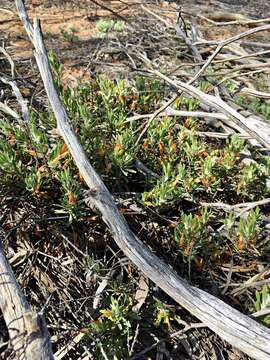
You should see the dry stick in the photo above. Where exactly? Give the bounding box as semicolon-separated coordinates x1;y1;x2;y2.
218;69;269;87
0;45;15;78
54;332;85;360
15;1;270;359
200;198;270;212
0;236;54;359
197;14;270;27
135;5;203;146
169;49;270;74
126;110;229;122
89;0;130;23
153;70;270;149
189;23;270;84
135;94;178;146
141;4;173;28
127;109;245;136
205;62;270;76
0;101;20;119
180;130;250;140
238;87;270;100
241;41;270;49
0;76;30;123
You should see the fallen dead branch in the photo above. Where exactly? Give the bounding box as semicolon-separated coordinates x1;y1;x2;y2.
238;87;270;99
14;1;270;359
152;70;270;149
189;23;270;84
0;234;54;359
0;76;30;124
0;101;20;120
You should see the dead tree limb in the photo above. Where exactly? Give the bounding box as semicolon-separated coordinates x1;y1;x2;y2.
15;1;270;359
153;70;270;149
0;235;54;359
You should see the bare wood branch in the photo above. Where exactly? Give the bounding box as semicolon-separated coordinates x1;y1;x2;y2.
201;198;270;212
153;70;270;149
0;76;30;123
0;236;54;359
89;0;130;23
0;45;16;78
191;23;270;84
15;1;270;359
238;87;270;99
0;101;20;120
135;5;203;146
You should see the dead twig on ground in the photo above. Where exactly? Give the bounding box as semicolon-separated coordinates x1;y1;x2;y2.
237;87;270;99
0;76;30;124
129;321;206;360
152;69;270;149
89;0;131;24
0;233;54;359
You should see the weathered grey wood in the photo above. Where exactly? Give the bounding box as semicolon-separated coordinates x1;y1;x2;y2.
0;237;54;359
15;1;270;359
154;70;270;149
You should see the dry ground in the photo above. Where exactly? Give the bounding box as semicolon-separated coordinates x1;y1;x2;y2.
1;0;270;80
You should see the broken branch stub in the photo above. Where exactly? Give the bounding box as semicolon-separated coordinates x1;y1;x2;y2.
15;1;270;359
0;236;54;359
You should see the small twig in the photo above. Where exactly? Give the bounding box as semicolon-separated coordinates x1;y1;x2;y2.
128;323;140;356
0;45;16;78
135;6;203;146
136;23;270;145
0;101;20;119
252;308;270;319
222;259;234;295
201;198;270;212
129;322;206;359
181;130;251;140
237;87;270;100
99;342;109;360
134;160;161;180
166;107;228;120
169;49;270;74
231;279;270;296
135;94;178;146
89;0;130;24
0;7;13;14
54;332;85;360
141;5;173;28
0;76;30;123
206;63;270;77
218;69;269;87
151;69;270;149
197;14;270;27
190;23;270;85
126;109;231;124
240;41;270;49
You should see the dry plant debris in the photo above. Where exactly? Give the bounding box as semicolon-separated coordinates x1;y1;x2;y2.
0;0;270;359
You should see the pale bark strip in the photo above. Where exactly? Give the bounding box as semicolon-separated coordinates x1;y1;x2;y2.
15;1;270;359
0;238;54;359
154;70;270;149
